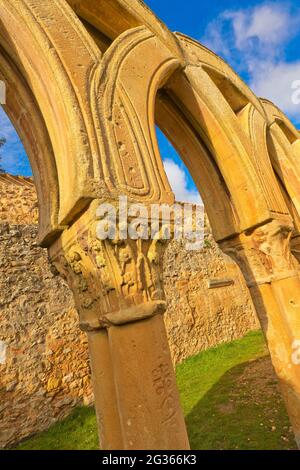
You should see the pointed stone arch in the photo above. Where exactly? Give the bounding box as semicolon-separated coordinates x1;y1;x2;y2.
164;33;291;236
92;26;181;204
1;0;300;450
262;99;300;257
158;33;300;447
0;0;105;241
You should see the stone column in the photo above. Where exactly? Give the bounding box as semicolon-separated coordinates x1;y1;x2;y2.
108;314;189;449
87;329;123;450
220;220;300;448
48;202;190;450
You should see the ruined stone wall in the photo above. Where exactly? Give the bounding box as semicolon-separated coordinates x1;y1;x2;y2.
0;174;38;225
164;233;260;364
0;176;93;448
0;175;259;448
0;222;93;448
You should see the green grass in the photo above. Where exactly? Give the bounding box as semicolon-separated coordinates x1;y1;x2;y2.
16;407;99;451
15;330;296;450
177;330;295;450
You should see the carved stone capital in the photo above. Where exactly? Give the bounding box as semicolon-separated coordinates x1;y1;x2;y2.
220;220;298;287
48;202;168;331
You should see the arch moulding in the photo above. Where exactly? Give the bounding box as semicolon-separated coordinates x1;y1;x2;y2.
1;0;300;450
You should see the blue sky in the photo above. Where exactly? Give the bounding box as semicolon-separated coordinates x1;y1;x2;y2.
1;0;300;202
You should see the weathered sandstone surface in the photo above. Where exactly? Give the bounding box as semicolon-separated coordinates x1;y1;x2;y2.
0;175;259;447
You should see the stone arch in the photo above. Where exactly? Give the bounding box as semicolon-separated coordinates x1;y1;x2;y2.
156;91;239;241
60;18;300;447
163;33;291;236
0;48;58;240
0;0;105;241
261;99;300;260
1;0;300;450
154;34;300;447
92;26;180;204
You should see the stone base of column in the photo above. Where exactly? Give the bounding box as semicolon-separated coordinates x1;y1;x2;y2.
280;381;300;449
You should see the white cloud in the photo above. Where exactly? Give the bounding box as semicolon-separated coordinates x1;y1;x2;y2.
251;60;300;118
204;2;300;60
163;159;202;204
202;2;300;122
203;19;231;59
225;4;299;52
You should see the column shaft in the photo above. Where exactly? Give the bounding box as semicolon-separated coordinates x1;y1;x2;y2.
108;315;190;450
221;220;300;448
88;329;123;449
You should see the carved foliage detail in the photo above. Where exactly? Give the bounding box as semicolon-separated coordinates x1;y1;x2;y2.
222;220;297;286
50;219;167;330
